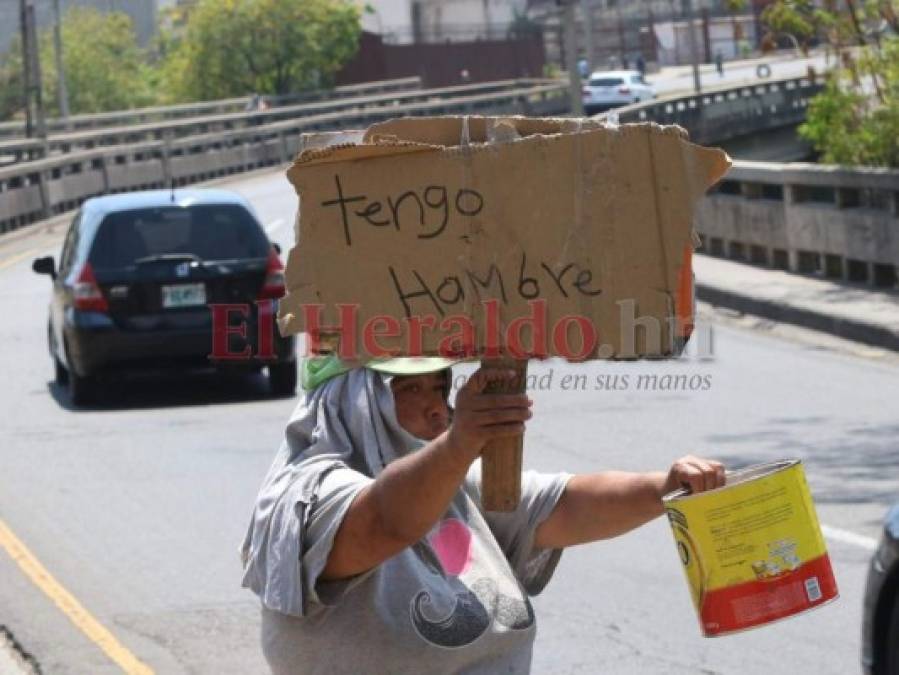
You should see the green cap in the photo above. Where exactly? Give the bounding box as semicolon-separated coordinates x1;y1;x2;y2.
301;355;461;391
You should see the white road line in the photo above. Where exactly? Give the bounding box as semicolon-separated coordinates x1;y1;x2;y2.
265;219;285;235
821;524;878;552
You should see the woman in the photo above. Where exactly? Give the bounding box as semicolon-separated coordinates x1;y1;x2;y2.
241;356;725;674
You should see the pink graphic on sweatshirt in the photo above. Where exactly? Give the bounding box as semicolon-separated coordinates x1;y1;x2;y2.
411;517;535;647
428;518;473;576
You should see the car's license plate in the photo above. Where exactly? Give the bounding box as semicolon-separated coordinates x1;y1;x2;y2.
161;283;206;308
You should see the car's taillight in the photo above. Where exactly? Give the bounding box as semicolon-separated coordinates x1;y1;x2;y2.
72;262;109;312
258;248;285;300
618;86;631;94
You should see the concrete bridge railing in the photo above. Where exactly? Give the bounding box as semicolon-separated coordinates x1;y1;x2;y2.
696;160;899;288
0;78;558;166
0;76;424;141
613;75;824;146
604;75;897;289
2;71;896;290
0;81;568;232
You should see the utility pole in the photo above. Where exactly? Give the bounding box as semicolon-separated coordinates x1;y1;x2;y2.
580;0;596;73
561;0;584;116
53;0;71;128
25;0;47;143
614;0;625;66
20;0;47;146
681;0;702;94
19;0;33;138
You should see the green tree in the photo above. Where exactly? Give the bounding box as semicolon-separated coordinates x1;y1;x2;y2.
161;0;362;102
40;7;154;115
763;1;899;167
0;38;25;122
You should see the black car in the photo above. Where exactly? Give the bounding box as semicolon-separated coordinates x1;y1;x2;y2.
863;503;899;675
33;189;296;405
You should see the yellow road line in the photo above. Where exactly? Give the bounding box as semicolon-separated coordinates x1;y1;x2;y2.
0;518;155;674
0;247;40;272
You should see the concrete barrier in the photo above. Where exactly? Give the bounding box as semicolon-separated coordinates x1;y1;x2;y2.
0;76;424;141
612;75;824;146
0;79;556;166
4;72;894;293
0;81;569;233
696;161;899;288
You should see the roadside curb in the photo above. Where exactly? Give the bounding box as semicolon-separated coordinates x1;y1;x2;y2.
696;282;899;352
0;214;71;251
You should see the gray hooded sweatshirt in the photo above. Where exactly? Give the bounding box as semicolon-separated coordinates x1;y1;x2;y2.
240;367;571;674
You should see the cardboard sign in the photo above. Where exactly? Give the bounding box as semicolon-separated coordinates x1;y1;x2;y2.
279;116;730;360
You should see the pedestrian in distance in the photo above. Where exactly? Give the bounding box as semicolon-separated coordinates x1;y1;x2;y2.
715;50;724;77
636;53;646;78
241;356;727;674
245;93;261;112
577;57;589;79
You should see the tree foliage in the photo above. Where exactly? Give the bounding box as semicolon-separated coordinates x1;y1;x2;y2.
0;38;25;122
764;1;899;167
41;7;154;115
0;7;151;121
0;0;362;121
161;0;362;101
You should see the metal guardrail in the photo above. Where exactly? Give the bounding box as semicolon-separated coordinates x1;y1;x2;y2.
0;81;569;233
0;76;424;141
0;78;559;166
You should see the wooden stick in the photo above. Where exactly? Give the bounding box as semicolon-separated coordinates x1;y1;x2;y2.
480;357;528;512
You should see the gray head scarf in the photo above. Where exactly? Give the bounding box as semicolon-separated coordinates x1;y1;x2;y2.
239;366;426;616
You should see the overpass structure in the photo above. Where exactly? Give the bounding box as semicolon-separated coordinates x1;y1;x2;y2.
1;74;896;291
0;78;562;166
612;77;898;290
0;78;568;232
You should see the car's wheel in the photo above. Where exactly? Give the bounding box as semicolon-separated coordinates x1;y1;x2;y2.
63;339;95;406
268;361;297;396
54;358;69;386
49;324;68;385
887;594;899;675
68;369;95;406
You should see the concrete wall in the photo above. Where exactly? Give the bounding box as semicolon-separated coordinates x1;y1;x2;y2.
697;163;899;286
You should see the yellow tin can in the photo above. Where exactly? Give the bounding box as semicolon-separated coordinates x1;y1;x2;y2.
663;459;839;636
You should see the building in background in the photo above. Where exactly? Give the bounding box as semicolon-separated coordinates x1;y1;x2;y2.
362;0;529;44
526;0;773;69
344;0;543;87
0;0;160;55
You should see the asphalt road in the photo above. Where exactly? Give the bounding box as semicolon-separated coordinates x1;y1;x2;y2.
0;167;896;674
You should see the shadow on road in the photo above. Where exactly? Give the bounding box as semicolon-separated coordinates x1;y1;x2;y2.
705;419;899;528
47;371;294;413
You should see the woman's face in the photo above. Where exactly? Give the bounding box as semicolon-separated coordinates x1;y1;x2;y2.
390;371;451;441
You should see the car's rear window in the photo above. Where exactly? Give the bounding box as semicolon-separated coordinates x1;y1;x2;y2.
89;204;269;268
589;77;625;86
